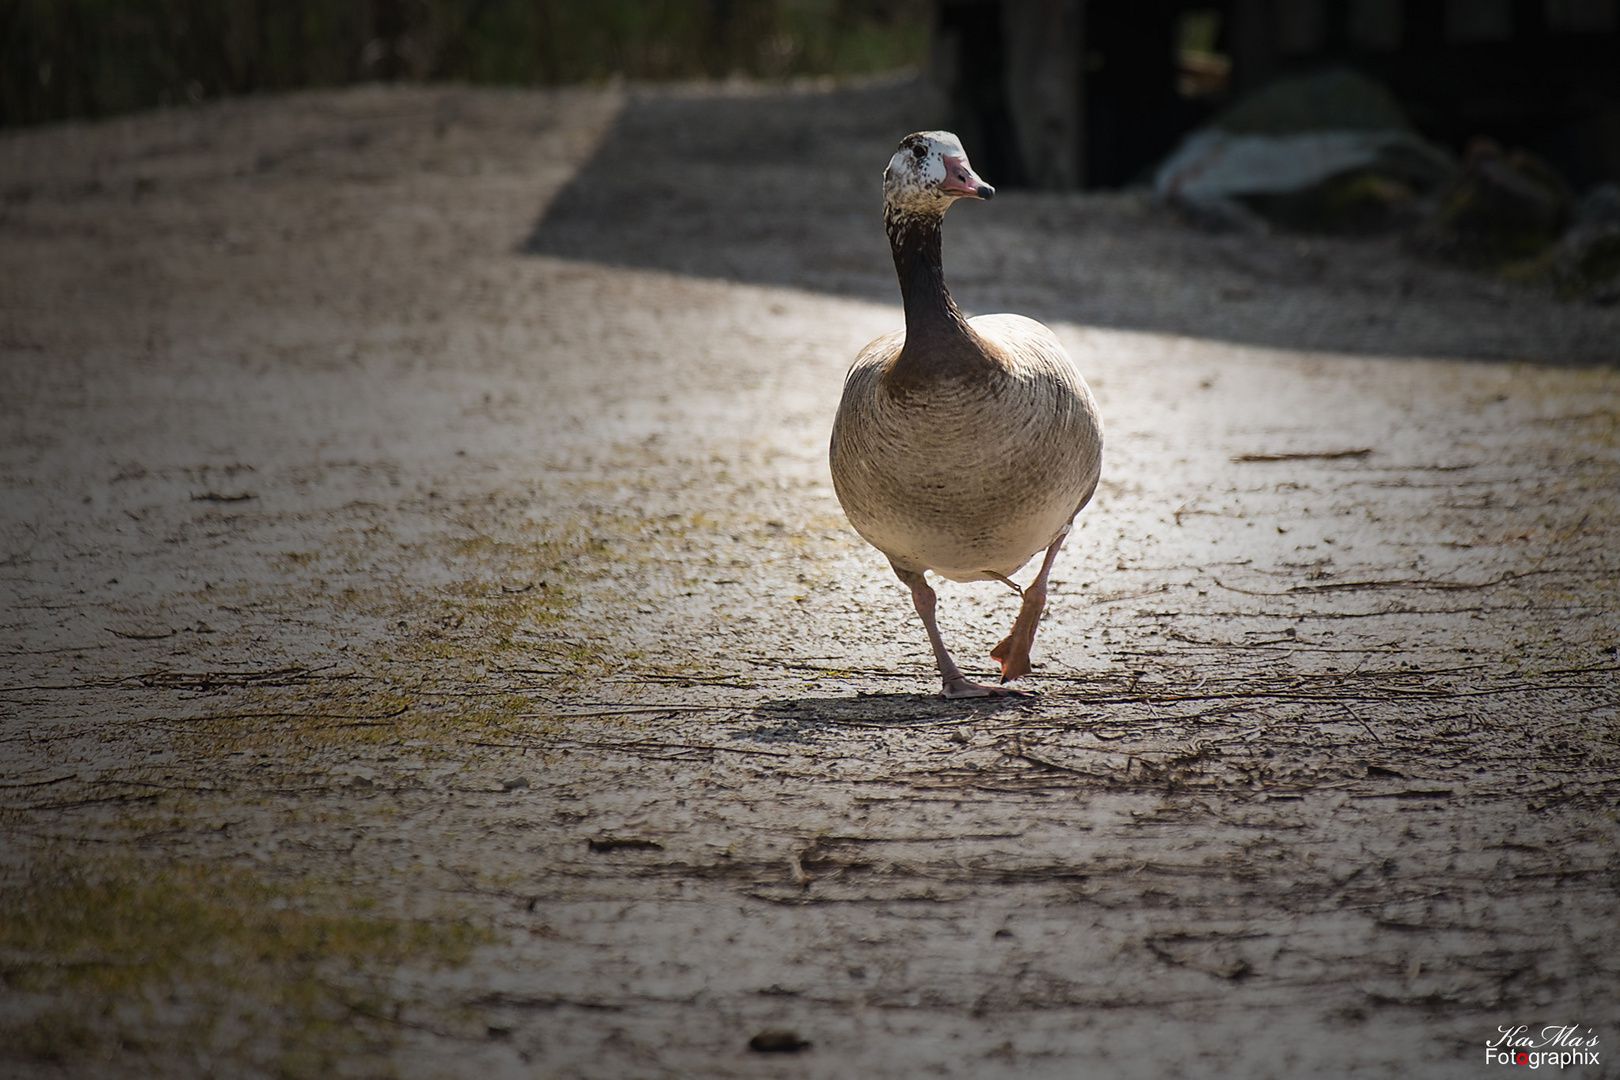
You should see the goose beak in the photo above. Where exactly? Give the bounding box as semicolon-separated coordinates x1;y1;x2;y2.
940;154;994;200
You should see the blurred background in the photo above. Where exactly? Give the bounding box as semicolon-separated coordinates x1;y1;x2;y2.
5;0;1618;299
941;0;1620;193
4;0;1616;191
0;0;929;126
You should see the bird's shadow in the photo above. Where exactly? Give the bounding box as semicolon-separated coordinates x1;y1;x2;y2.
731;692;1029;744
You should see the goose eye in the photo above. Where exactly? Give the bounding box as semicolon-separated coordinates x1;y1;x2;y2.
911;144;927;160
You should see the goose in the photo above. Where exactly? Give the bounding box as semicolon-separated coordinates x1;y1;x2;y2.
829;131;1103;698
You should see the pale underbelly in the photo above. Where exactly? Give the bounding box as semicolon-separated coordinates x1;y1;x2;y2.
837;447;1097;581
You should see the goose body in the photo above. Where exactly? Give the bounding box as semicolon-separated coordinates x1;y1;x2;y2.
829;131;1103;698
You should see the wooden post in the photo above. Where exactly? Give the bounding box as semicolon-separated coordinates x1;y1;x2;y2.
1000;0;1085;188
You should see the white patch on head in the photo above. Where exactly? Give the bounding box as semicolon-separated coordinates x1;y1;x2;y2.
883;130;975;213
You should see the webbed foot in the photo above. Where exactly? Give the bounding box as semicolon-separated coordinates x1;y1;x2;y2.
942;674;1033;699
989;621;1038;684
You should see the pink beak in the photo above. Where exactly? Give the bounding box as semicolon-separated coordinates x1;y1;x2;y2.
940;154;995;199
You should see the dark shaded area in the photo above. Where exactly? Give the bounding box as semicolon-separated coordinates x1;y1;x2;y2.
1082;0;1205;188
527;77;1620;364
933;0;1237;190
528;77;946;301
750;692;1028;726
1239;0;1620;193
733;691;1025;741
940;0;1620;192
933;0;1031;187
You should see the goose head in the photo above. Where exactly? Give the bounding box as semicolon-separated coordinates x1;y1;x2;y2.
883;131;995;217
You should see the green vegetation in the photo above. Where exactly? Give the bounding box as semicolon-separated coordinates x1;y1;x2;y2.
0;858;489;1075
2;0;929;127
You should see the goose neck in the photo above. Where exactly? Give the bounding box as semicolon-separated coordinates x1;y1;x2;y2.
886;206;971;344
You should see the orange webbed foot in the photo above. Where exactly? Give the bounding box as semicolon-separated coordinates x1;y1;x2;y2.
989;632;1034;684
991;585;1047;684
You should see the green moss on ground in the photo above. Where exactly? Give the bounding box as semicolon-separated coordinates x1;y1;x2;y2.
0;857;490;1076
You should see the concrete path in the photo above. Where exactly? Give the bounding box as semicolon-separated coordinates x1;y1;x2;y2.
2;80;1617;1078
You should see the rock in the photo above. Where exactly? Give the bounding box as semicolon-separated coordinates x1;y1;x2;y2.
1415;138;1574;267
1157;128;1454;203
1153;67;1455;234
1214;66;1411;136
1573;182;1620;230
1552;182;1620;303
1155;128;1454;233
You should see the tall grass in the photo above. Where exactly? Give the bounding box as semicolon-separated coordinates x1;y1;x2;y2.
0;0;929;127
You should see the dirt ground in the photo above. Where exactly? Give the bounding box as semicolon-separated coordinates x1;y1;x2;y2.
2;76;1618;1079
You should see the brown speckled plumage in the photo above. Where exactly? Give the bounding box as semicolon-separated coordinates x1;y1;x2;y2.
833;313;1100;581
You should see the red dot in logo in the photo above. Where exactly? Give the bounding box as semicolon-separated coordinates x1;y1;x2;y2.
1516;1051;1529;1064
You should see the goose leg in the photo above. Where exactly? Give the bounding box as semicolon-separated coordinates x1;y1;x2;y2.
990;526;1069;684
893;565;1030;699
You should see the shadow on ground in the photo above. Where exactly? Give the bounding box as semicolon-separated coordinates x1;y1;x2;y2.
527;75;934;302
738;692;1027;742
528;75;1620;365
